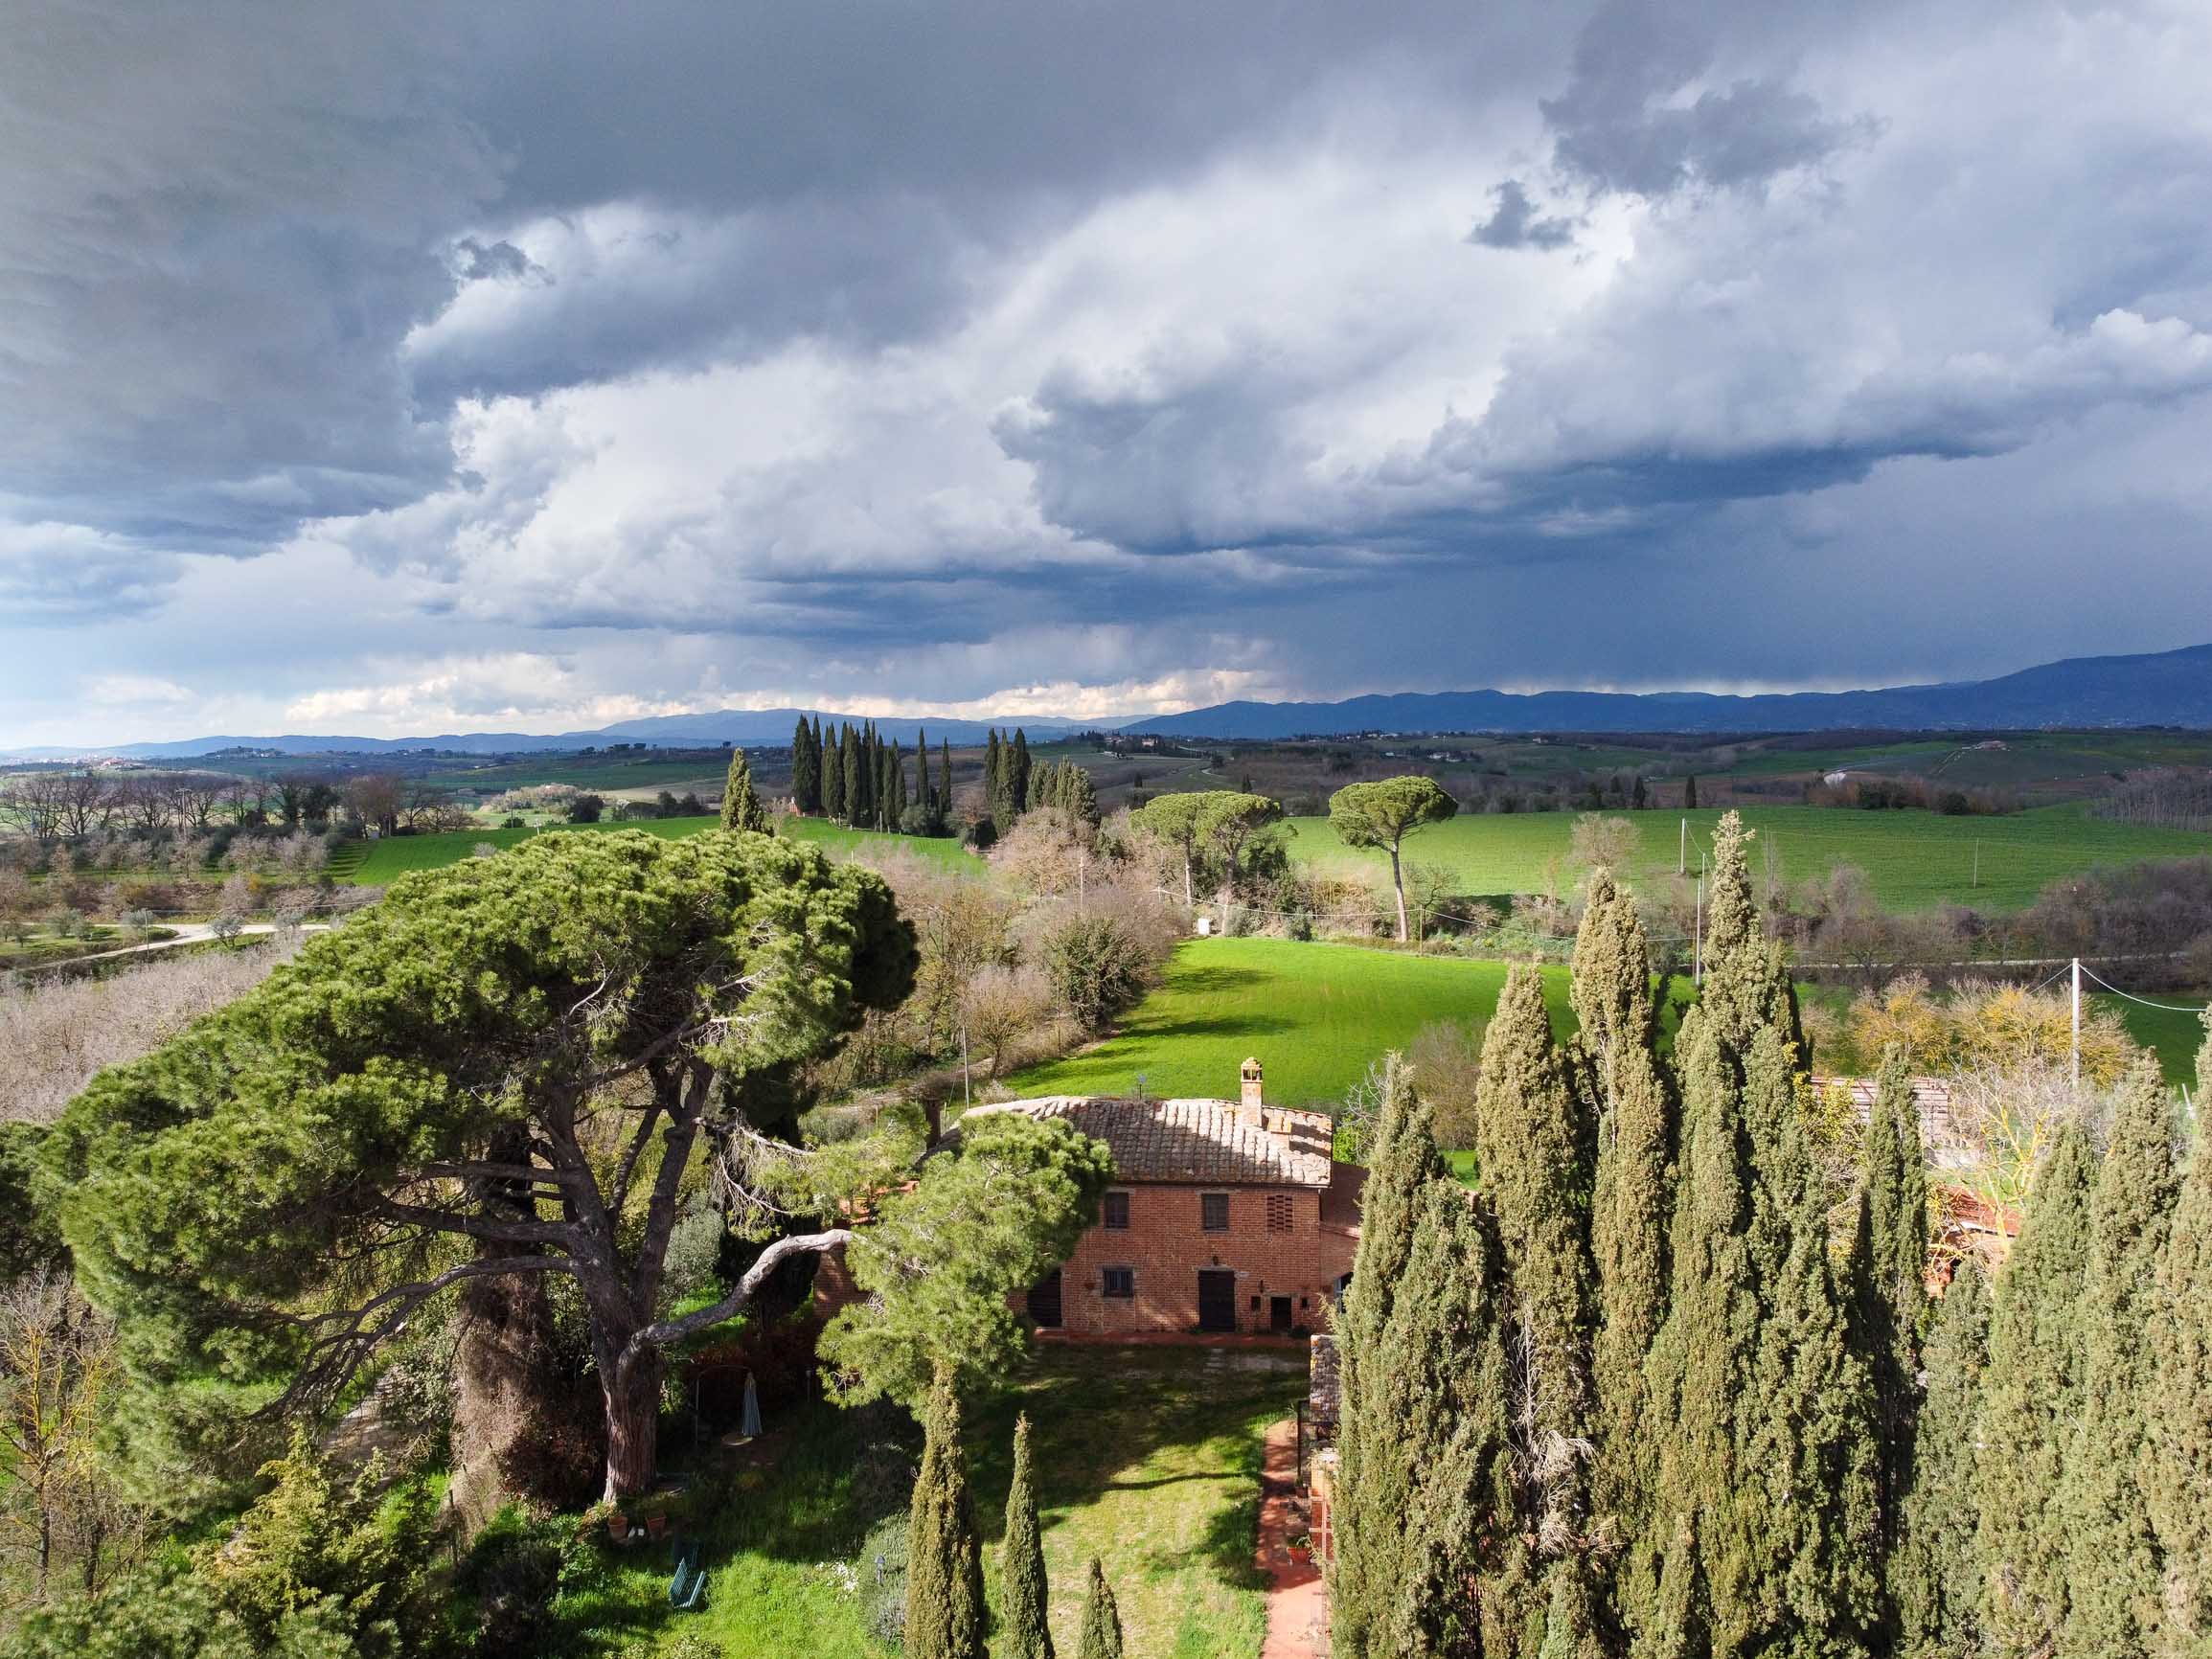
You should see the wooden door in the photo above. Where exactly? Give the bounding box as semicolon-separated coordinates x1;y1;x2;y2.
1197;1269;1238;1332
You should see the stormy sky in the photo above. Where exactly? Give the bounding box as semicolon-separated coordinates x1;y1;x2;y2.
5;0;2211;744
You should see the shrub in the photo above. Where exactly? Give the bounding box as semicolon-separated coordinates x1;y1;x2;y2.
1041;915;1151;1033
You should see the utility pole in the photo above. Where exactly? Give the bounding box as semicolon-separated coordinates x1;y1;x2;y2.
1694;875;1704;986
962;1024;972;1108
2069;957;2082;1089
1679;815;1687;875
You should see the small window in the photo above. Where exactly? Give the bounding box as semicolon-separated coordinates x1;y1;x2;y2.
1103;1191;1130;1231
1266;1193;1294;1233
1102;1266;1135;1299
1200;1193;1230;1232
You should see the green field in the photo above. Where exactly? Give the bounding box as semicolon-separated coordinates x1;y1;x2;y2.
343;816;970;885
1284;804;2209;913
1009;935;1589;1107
535;1345;1296;1658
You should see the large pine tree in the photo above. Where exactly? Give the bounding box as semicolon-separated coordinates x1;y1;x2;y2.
1977;1123;2096;1655
1893;1259;1991;1659
2149;1007;2212;1642
1002;1413;1053;1659
1474;964;1598;1560
905;1368;988;1659
2059;1056;2178;1658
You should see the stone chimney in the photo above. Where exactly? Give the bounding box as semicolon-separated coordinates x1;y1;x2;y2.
1237;1057;1266;1128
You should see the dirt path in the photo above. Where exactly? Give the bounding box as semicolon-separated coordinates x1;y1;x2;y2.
11;920;330;974
1256;1417;1327;1658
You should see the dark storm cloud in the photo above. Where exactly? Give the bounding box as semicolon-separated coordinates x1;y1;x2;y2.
1470;181;1581;250
4;0;2212;743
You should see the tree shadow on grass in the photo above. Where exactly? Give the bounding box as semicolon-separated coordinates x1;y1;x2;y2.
1159;965;1272;993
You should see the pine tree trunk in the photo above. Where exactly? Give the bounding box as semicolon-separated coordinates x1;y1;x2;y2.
1389;847;1407;942
602;1349;665;1503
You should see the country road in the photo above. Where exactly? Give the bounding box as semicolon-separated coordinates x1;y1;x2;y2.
8;920;332;975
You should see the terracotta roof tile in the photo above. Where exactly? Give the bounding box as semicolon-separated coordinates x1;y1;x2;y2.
960;1096;1334;1188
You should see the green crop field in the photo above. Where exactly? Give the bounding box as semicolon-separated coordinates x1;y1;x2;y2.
1283;804;2209;913
1009;936;1601;1108
343;815;969;885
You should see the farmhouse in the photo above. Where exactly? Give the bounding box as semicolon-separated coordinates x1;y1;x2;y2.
966;1057;1364;1338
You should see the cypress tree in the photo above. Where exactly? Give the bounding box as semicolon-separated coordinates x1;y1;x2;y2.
1894;1260;1991;1659
719;748;768;832
1002;1414;1053;1659
1977;1123;2096;1656
894;739;910;827
1380;1183;1516;1658
1683;775;1698;809
2059;1056;2178;1659
1010;728;1032;820
2149;1008;2212;1640
824;724;847;821
939;739;953;819
916;728;930;811
1639;1015;1877;1656
1474;964;1598;1556
843;726;864;828
1064;764;1098;826
1076;1557;1123;1659
791;716;819;813
905;1367;988;1659
1735;1024;1881;1649
1330;1056;1442;1656
1850;1044;1927;1577
985;731;1004;826
1639;1008;1762;1658
1575;873;1674;1617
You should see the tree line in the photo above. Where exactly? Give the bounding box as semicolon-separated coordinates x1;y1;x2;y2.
1328;808;2212;1658
779;719;1097;845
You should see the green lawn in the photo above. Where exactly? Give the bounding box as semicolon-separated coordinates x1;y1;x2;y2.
547;1345;1300;1658
1284;804;2210;913
343;816;969;884
2102;993;2211;1085
1009;936;1585;1107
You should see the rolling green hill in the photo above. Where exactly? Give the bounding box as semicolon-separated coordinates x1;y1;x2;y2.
1284;804;2208;912
343;815;971;884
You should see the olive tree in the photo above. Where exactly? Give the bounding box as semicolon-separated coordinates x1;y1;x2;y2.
44;829;918;1501
1328;776;1459;942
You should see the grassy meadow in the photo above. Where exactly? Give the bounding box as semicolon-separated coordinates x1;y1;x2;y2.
337;815;972;885
536;1345;1298;1658
1283;804;2210;913
1010;935;1596;1106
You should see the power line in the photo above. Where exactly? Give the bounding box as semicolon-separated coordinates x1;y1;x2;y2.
2077;962;2211;1015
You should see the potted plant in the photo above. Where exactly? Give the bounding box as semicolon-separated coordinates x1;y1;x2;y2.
1287;1533;1314;1565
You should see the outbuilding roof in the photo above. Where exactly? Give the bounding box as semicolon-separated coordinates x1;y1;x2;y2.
959;1096;1334;1189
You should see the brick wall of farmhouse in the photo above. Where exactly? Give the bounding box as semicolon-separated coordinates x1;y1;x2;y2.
1049;1181;1357;1336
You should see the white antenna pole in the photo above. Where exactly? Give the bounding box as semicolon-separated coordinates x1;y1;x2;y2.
1679;815;1687;875
1694;875;1704;986
2069;958;2082;1089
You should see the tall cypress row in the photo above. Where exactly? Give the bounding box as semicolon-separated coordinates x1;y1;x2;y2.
905;1367;988;1659
1002;1413;1053;1659
1894;1259;1991;1659
2149;1007;2212;1640
1977;1124;2096;1656
2059;1056;2178;1658
1473;964;1597;1561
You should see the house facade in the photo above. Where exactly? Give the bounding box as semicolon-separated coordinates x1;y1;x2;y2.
965;1058;1364;1338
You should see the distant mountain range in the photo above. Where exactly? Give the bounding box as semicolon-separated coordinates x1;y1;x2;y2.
1134;643;2212;739
9;644;2209;759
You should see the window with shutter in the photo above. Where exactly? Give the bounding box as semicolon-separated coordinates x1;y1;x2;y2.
1200;1193;1230;1232
1104;1191;1130;1231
